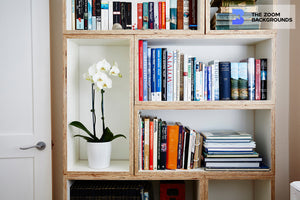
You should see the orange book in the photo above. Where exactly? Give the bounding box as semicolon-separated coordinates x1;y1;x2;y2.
149;120;154;170
166;125;179;169
161;2;166;29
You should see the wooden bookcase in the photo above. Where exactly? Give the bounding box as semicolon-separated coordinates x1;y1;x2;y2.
62;0;276;199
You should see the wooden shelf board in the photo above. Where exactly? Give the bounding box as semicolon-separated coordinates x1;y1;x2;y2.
206;29;277;35
64;30;204;35
135;101;275;110
67;160;130;172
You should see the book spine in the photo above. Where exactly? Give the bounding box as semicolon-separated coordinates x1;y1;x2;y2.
157;120;162;170
203;65;207;100
161;2;166;29
182;131;186;168
187;57;192;101
160;121;167;169
176;51;181;101
144;118;150;170
173;51;177;101
113;1;121;25
151;49;157;101
189;130;196;169
88;0;92;29
190;57;195;101
158;2;162;29
238;62;248;100
183;55;188;101
76;0;84;30
247;58;255;100
126;2;132;29
101;1;109;30
211;63;215;101
84;0;88;29
199;63;204;101
195;62;201;101
147;48;152;101
183;128;190;169
231;62;239;100
162;48;168;101
156;48;162;101
214;61;219;100
180;54;184;101
261;59;267;100
139;40;144;101
92;16;96;30
193;132;200;168
143;2;149;29
154;1;159;29
72;0;76;30
219;62;231;100
183;0;189;29
149;120;154;170
207;65;212;101
255;59;261;100
143;41;148;101
132;2;137;30
170;0;177;29
108;1;113;29
139;115;142;170
177;0;183;29
166;125;179;169
153;119;158;170
167;51;174;101
177;125;183;168
166;0;170;29
137;3;143;30
120;2;126;29
189;0;197;30
149;2;154;29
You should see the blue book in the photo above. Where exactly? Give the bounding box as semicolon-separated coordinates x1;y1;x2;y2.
156;48;162;101
170;0;177;29
207;65;212;101
203;65;208;100
148;2;154;29
147;48;152;101
88;0;92;30
219;62;231;100
143;2;149;29
143;41;148;101
76;0;84;30
151;49;156;101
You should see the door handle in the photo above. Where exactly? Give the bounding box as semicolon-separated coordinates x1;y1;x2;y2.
20;141;46;150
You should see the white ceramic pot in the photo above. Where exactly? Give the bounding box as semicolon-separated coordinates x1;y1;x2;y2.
87;142;111;169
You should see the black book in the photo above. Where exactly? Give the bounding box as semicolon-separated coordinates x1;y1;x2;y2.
120;2;126;29
189;0;197;30
113;1;121;25
261;59;267;100
191;57;195;101
84;0;88;30
157;119;162;170
183;127;191;169
160;121;167;169
219;62;231;100
126;2;132;29
162;48;168;101
148;2;154;29
95;0;101;30
76;0;84;30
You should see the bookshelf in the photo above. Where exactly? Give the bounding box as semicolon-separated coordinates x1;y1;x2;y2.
62;0;277;199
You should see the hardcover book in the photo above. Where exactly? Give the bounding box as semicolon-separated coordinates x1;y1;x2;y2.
156;48;162;101
231;62;239;100
183;127;191;169
147;48;152;101
245;58;255;100
139;40;144;101
160;121;167;169
120;2;126;29
125;2;132;29
76;0;85;30
157;119;162;169
238;62;248;100
151;48;157;101
208;60;219;101
153;118;158;170
177;0;184;29
88;0;92;30
255;59;261;100
188;0;197;30
219;62;231;100
201;131;252;140
261;59;267;100
166;125;179;169
161;2;166;29
144;118;150;170
149;119;154;170
162;48;168;101
113;1;121;25
176;122;184;169
137;3;143;29
101;1;109;30
143;2;149;29
94;0;102;30
149;2;154;29
167;51;174;101
170;0;177;29
143;41;148;101
84;0;88;29
183;0;189;29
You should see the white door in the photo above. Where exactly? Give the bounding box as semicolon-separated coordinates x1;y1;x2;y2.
0;0;51;200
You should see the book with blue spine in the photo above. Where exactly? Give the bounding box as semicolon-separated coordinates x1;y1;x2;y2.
219;62;231;100
156;48;162;101
195;62;201;101
239;62;248;100
148;2;154;29
143;2;149;29
88;0;92;29
101;1;109;30
203;65;208;101
170;0;177;29
231;62;239;100
143;41;148;101
167;52;174;101
147;48;152;101
208;60;219;101
207;65;212;101
151;48;156;101
162;48;168;101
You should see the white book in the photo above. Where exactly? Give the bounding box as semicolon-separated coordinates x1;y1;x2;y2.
183;0;189;30
205;162;260;168
92;16;97;30
132;2;137;30
187;130;196;169
195;62;201;101
199;63;204;101
153;118;158;170
204;141;256;148
154;1;159;29
202;63;207;101
173;51;177;101
183;55;188;101
139;113;142;170
101;1;109;30
176;50;180;101
167;51;174;101
166;0;170;29
108;1;113;30
211;64;215;101
187;57;192;101
208;60;219;101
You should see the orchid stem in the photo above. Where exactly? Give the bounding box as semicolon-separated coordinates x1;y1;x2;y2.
101;89;105;134
91;83;96;138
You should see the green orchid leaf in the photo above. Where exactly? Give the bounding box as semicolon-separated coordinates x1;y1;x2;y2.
74;134;95;142
112;134;127;140
69;121;99;141
100;127;114;142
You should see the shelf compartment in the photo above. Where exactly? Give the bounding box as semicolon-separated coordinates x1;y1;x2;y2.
64;35;134;174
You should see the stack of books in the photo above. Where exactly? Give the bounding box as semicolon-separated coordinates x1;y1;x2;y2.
139;41;268;101
202;131;268;170
210;0;260;30
139;115;203;171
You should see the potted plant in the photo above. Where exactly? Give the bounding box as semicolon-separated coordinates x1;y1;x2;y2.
69;59;126;169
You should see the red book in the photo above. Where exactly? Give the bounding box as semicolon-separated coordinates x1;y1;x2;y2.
161;2;166;29
137;3;143;30
158;2;162;29
166;125;179;170
255;59;261;100
149;120;154;170
139;40;143;101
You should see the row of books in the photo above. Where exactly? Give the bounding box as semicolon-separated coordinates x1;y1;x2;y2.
139;114;203;171
138;41;268;101
202;131;268;170
210;0;260;30
72;0;198;30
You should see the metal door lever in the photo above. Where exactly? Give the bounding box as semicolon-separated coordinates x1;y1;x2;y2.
20;141;46;150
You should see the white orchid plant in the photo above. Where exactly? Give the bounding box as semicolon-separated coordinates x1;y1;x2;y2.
69;59;126;143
